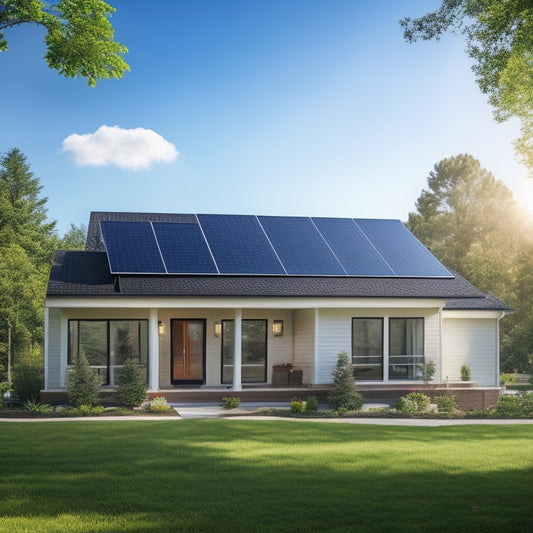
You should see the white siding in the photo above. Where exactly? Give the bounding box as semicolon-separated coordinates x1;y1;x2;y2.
293;309;316;384
441;318;498;386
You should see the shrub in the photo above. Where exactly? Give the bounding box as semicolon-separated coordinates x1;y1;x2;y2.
460;363;472;381
420;360;435;382
396;392;431;413
290;398;306;413
305;395;319;412
223;397;241;409
0;381;11;396
70;405;105;416
328;351;363;411
147;396;172;413
116;358;147;408
23;400;52;413
434;394;457;413
499;373;516;386
12;354;43;404
66;353;101;408
490;393;533;418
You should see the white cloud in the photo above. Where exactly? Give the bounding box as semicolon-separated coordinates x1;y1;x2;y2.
62;125;178;170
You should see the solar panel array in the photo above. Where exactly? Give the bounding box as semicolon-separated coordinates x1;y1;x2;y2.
100;215;453;277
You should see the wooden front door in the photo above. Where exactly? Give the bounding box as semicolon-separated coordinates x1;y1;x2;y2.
171;319;205;384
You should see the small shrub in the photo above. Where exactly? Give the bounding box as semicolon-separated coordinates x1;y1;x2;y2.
116;358;147;408
434;394;457;413
396;392;431;413
70;405;105;416
223;397;241;409
66;353;101;408
147;396;172;413
499;373;516;386
23;400;52;413
420;360;435;383
290;398;306;413
460;363;472;381
367;407;393;414
305;395;319;412
12;354;43;404
490;393;533;418
328;351;363;411
465;409;489;418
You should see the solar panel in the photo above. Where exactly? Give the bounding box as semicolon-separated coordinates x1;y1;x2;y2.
312;217;394;276
100;221;166;274
354;219;453;277
258;216;345;275
152;222;218;274
197;214;285;274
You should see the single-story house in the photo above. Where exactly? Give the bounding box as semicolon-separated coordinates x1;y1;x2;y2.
43;212;510;407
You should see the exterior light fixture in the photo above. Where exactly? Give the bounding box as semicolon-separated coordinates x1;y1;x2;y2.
214;322;222;337
158;321;165;336
272;320;283;336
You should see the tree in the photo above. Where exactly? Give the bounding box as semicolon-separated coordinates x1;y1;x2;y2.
401;1;533;172
328;351;363;411
0;0;129;86
67;352;101;407
60;222;86;249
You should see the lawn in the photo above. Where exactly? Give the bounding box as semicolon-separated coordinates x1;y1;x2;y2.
1;420;532;532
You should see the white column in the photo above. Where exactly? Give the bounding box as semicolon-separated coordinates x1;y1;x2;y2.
148;308;160;391
44;306;50;390
313;308;319;384
233;308;242;391
383;317;389;382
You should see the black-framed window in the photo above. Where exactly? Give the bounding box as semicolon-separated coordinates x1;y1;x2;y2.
68;320;148;386
389;318;424;380
222;319;267;384
352;318;383;380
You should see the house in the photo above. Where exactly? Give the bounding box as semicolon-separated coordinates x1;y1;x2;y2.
43;212;510;408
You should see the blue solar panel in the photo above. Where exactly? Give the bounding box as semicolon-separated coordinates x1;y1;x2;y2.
312;217;394;276
258;216;345;275
197;214;285;274
354;219;453;277
100;221;166;274
152;222;218;274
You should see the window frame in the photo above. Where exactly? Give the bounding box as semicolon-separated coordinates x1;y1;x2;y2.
388;317;425;381
351;317;384;381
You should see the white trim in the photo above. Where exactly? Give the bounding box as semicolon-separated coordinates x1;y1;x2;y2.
233;309;242;391
383;317;389;382
148;308;159;391
313;308;319;384
442;310;505;319
59;312;67;387
44;307;50;390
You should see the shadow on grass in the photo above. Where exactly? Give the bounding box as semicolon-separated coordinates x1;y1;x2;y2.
1;421;532;532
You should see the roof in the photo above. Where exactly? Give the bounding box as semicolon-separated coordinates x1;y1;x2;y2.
46;250;511;311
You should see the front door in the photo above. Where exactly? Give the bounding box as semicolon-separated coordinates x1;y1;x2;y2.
171;319;205;384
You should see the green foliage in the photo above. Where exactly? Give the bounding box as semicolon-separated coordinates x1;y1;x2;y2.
401;1;533;172
434;394;457;414
328;351;363;411
490;393;533;418
23;400;52;413
66;352;101;408
460;363;472;382
60;223;86;249
396;392;431;413
290;398;306;414
146;396;171;413
115;358;147;408
0;381;11;395
69;404;105;416
305;395;319;412
12;353;43;403
499;373;517;386
421;359;435;382
222;396;241;409
0;0;129;86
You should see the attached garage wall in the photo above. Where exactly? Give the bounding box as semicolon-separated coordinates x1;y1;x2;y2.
441;316;498;386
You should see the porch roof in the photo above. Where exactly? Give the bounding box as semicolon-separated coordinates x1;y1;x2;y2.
46;250;510;311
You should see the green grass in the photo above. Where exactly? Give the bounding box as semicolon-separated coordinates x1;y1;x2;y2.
1;421;533;532
505;384;533;391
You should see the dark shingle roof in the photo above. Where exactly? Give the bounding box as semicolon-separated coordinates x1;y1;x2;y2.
46;250;511;311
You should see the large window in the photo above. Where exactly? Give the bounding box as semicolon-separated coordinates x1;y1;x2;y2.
389;318;424;380
222;319;267;384
352;318;383;380
68;320;148;386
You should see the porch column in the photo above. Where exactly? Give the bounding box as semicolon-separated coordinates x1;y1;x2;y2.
44;306;50;390
148;308;160;391
233;308;242;391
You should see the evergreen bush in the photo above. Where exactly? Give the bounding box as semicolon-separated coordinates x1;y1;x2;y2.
305;395;319;412
116;358;147;408
328;351;363;411
66;353;101;408
396;392;431;413
420;360;435;383
434;394;457;413
13;353;43;404
460;363;472;381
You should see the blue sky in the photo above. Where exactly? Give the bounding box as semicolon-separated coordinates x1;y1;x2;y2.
1;0;532;236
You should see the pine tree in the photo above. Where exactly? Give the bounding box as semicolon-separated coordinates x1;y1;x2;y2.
328;351;363;411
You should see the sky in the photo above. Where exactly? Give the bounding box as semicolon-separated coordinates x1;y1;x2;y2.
1;0;532;236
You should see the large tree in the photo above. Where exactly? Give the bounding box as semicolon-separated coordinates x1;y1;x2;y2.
408;153;533;372
401;1;533;172
0;0;128;86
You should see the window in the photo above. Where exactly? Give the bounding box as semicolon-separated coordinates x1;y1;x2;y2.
352;318;383;380
389;318;424;380
68;320;148;386
222;319;267;384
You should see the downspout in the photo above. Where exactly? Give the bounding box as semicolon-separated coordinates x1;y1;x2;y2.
496;311;506;387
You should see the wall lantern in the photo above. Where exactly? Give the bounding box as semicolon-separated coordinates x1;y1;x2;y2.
272;320;284;337
158;321;165;336
214;322;222;338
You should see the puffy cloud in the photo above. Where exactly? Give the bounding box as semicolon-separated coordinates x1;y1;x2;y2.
62;125;178;170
